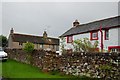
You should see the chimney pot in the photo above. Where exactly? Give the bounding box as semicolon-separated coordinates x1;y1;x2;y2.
43;31;47;39
73;19;80;27
10;28;14;34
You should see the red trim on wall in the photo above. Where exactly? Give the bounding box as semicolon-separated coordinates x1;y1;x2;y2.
67;36;69;43
105;29;109;40
90;31;98;40
90;32;92;40
108;46;120;51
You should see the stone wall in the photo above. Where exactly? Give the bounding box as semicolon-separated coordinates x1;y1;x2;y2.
5;49;120;79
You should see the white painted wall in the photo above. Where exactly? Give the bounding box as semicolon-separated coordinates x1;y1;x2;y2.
64;32;101;50
62;28;119;51
118;27;120;45
104;28;119;50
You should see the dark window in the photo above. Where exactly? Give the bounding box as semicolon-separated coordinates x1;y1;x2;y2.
56;45;59;51
19;42;22;46
105;30;109;40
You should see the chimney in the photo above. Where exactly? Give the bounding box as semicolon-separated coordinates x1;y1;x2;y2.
10;28;14;34
43;31;47;39
73;19;80;27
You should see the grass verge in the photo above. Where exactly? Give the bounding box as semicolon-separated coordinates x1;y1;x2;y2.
2;59;91;80
2;59;66;78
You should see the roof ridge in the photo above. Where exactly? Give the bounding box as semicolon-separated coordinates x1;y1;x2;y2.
13;33;43;38
78;15;119;27
13;33;59;39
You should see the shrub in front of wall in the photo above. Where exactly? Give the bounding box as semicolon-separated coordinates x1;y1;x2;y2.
23;42;34;53
23;42;34;64
73;38;99;52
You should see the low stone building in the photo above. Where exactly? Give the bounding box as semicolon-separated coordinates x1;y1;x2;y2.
8;28;59;51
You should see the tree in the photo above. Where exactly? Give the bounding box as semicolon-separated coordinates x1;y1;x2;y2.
73;38;99;52
23;42;34;53
0;35;8;47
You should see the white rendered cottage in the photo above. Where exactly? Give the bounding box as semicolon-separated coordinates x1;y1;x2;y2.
60;16;120;52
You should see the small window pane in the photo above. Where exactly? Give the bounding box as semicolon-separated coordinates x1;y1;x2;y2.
92;32;97;39
67;36;73;43
105;30;109;40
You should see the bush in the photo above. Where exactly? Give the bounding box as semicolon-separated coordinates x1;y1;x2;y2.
23;42;34;53
73;38;99;52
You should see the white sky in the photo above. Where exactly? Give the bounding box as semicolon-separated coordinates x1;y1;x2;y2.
1;1;119;38
1;0;120;2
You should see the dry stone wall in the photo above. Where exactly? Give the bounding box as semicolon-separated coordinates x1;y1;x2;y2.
5;49;120;79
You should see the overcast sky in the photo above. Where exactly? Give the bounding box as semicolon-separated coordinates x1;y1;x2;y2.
2;2;118;38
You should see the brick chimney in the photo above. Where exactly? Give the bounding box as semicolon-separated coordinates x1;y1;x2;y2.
73;19;80;27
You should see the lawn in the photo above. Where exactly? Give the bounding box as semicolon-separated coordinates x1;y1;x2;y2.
1;59;90;80
2;59;67;78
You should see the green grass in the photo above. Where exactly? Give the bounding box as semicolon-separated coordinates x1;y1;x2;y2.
0;62;2;77
2;59;67;78
1;59;91;79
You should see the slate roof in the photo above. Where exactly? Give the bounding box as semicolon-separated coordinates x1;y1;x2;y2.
60;16;120;37
11;33;59;45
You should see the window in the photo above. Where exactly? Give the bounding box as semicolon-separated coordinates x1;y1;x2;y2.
19;42;22;46
67;36;73;43
40;44;43;49
105;30;109;40
108;46;120;52
90;31;98;40
56;45;59;51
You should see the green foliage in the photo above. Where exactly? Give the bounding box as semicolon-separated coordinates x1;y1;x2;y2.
60;37;67;53
0;35;8;47
23;42;34;53
73;38;99;52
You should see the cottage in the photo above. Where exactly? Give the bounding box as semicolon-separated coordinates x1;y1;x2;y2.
60;16;120;52
8;28;59;51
